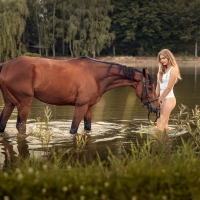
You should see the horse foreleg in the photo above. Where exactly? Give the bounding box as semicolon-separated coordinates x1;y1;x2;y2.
0;94;15;132
84;106;94;130
16;104;31;134
70;104;89;134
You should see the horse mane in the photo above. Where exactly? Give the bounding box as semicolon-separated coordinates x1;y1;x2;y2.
79;56;142;81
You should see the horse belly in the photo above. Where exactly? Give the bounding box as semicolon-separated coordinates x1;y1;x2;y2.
34;77;99;106
34;82;78;105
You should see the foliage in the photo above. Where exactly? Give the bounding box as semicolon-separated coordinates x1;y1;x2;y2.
172;104;200;150
1;0;200;61
0;0;29;62
0;105;200;199
111;0;200;56
22;52;41;57
0;136;200;199
29;106;53;156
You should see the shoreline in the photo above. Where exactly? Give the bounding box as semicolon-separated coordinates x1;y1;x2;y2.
54;56;200;67
56;55;200;61
1;56;199;66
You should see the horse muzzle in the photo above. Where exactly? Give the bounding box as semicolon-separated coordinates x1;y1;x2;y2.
146;104;160;122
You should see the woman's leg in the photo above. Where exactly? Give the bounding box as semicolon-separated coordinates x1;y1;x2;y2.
156;97;176;130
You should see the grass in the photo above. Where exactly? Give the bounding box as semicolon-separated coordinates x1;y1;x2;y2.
0;105;200;200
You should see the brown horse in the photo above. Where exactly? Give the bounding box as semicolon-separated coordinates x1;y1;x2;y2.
0;56;160;134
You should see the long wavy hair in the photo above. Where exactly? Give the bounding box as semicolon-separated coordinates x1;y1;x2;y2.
157;49;182;83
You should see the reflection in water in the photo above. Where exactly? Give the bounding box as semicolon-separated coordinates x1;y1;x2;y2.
0;62;199;168
0;136;29;170
0;138;17;170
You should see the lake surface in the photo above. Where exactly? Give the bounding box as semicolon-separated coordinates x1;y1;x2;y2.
0;60;200;169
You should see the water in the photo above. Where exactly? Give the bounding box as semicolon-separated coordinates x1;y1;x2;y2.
0;61;200;169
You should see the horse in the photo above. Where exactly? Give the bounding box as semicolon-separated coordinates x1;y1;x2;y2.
0;56;160;134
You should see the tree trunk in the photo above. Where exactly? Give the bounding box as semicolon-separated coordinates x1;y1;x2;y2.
52;0;57;58
45;47;48;57
62;32;65;55
92;51;96;58
92;44;96;58
36;12;42;56
69;40;73;57
113;45;115;56
37;23;42;56
19;41;22;55
195;40;198;57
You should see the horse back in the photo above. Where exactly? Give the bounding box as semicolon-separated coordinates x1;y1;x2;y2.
0;56;100;106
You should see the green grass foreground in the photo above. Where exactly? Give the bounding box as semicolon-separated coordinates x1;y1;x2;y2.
0;142;200;200
0;104;200;200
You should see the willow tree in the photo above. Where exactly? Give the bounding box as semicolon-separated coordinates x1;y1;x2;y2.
27;0;46;56
48;0;58;57
71;0;115;57
38;0;58;57
57;0;79;57
56;0;69;55
0;0;29;62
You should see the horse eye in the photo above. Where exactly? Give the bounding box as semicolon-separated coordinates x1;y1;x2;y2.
148;87;152;91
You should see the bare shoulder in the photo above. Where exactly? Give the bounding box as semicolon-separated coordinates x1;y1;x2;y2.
170;67;179;76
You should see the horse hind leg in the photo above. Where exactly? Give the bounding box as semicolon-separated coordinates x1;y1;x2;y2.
0;98;15;133
70;104;89;134
16;104;31;134
15;96;33;134
84;106;94;130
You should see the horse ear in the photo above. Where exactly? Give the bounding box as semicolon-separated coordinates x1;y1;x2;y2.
142;68;148;78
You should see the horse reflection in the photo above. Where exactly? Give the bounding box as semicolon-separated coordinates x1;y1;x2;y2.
0;136;29;169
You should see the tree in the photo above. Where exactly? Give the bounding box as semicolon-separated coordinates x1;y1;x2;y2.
69;0;115;57
111;0;161;55
56;0;70;55
59;0;80;57
27;0;44;55
189;0;200;57
0;0;29;62
49;0;58;57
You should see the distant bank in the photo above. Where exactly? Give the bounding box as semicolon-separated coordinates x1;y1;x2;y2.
1;56;199;66
55;56;200;67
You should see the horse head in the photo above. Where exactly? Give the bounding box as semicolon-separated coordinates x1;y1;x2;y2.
137;68;160;122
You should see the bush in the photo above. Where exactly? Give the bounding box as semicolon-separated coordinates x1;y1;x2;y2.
22;52;41;57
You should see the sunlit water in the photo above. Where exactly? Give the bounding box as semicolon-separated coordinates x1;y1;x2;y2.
0;61;200;169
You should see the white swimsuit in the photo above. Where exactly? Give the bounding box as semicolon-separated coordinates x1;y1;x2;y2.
159;67;175;100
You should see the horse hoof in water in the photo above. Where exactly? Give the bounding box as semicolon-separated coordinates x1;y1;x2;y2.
16;124;26;135
70;129;77;134
84;126;91;131
0;124;5;133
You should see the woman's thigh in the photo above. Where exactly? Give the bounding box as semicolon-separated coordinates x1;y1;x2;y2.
160;97;176;119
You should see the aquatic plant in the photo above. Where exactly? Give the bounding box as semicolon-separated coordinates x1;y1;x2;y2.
0;135;200;200
74;133;89;153
172;104;200;150
30;106;53;155
1;105;199;199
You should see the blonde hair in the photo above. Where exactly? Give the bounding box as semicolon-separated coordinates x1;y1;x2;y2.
157;49;182;83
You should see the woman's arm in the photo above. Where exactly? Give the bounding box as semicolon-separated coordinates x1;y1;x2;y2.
158;67;178;102
156;83;160;97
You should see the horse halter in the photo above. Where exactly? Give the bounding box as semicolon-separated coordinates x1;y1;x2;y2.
141;77;160;122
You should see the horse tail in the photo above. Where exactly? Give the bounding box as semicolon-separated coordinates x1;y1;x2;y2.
0;64;19;105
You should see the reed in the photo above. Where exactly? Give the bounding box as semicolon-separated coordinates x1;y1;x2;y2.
30;106;53;155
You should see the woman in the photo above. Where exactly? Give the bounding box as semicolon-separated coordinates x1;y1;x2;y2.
156;49;182;135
